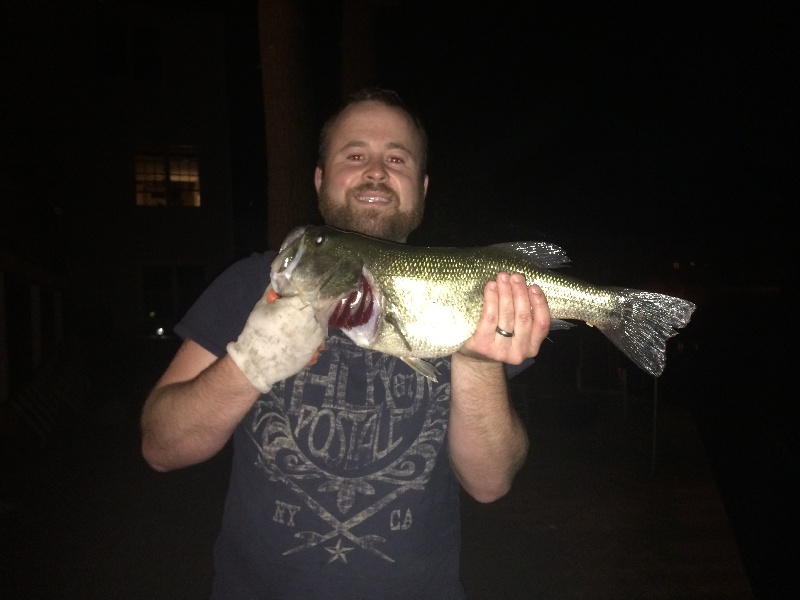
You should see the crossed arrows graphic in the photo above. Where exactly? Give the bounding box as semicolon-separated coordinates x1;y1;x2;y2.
281;474;421;563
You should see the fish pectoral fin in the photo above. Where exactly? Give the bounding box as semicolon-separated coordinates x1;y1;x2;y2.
384;311;413;353
381;300;439;382
401;357;440;382
549;318;576;331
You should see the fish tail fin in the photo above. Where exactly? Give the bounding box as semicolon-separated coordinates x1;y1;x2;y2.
594;290;696;377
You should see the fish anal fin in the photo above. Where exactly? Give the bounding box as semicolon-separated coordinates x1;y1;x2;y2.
401;357;440;382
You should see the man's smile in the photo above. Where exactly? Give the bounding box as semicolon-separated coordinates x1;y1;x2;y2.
356;194;390;203
351;184;396;205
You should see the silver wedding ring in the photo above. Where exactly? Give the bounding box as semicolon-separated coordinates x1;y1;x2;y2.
495;326;514;338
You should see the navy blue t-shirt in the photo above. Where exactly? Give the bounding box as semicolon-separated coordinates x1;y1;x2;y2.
175;252;471;599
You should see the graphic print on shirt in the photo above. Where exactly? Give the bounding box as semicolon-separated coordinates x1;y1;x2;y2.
246;332;451;564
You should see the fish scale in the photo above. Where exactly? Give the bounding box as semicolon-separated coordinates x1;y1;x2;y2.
270;225;696;381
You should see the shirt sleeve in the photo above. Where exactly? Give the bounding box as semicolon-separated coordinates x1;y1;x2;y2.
174;252;276;357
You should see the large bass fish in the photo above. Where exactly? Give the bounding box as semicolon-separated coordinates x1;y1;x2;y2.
270;225;696;381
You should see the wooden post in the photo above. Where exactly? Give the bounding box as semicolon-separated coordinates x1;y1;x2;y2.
258;0;318;250
257;0;383;249
30;283;42;369
0;272;8;404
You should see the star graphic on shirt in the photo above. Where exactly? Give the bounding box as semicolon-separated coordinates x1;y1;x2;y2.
325;538;354;563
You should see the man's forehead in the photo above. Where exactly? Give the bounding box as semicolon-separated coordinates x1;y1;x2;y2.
331;102;419;145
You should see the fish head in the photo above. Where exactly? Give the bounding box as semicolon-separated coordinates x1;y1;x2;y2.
270;225;370;326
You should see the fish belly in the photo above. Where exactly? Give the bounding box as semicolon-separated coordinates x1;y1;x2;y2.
369;275;485;358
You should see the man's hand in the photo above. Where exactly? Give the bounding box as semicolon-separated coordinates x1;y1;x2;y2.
459;272;550;364
226;288;325;392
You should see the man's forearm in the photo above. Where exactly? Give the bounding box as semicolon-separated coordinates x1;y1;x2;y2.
448;353;529;503
141;354;260;472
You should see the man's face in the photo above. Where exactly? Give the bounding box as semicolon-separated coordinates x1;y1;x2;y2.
315;101;428;243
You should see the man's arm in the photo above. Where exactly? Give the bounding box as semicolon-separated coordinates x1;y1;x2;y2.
448;273;550;503
141;340;260;472
141;293;325;472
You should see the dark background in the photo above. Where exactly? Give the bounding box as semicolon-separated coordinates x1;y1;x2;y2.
3;0;797;596
230;2;794;259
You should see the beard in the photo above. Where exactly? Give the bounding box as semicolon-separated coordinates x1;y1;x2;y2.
318;182;425;243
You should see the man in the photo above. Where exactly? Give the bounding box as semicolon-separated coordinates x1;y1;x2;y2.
141;88;551;599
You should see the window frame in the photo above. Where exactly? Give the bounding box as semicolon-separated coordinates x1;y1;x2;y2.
134;147;202;208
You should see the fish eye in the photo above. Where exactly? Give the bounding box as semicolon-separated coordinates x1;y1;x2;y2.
314;234;327;246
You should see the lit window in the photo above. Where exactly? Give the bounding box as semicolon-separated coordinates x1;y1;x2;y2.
135;149;201;207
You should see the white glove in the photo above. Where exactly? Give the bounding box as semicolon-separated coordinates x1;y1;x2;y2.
226;289;325;393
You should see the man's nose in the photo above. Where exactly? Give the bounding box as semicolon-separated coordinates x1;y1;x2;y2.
363;157;387;180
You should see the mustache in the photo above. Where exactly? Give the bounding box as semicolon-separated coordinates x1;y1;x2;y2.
351;183;398;199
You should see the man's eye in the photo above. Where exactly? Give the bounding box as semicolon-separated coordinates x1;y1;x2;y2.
347;154;364;161
388;156;405;164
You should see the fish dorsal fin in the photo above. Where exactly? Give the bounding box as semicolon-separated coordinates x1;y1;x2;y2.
489;241;571;269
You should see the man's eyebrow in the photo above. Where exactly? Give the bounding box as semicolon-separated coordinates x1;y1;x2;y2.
340;140;367;150
386;141;414;155
336;140;414;155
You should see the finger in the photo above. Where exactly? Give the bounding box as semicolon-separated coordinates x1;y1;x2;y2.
496;272;515;336
527;284;551;353
510;273;532;334
477;279;500;340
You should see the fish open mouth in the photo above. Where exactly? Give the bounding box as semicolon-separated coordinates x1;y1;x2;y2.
328;273;374;329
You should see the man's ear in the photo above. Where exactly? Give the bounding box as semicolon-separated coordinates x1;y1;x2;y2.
314;166;323;193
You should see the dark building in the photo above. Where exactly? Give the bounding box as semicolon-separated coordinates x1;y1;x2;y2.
1;1;235;424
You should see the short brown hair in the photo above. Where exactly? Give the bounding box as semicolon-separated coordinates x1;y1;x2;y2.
317;87;428;173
